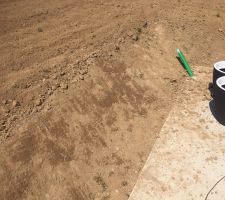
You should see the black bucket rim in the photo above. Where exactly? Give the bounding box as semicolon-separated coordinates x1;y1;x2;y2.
214;61;225;74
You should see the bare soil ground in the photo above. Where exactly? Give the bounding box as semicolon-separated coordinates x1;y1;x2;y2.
0;0;225;199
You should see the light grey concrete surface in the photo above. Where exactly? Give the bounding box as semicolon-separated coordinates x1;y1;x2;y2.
129;100;225;200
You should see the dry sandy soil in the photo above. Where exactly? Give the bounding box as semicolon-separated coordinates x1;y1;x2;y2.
0;0;225;199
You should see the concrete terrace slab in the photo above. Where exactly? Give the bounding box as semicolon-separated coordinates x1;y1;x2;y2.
129;98;225;200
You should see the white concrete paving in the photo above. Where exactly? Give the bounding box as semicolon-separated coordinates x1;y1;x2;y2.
129;100;225;200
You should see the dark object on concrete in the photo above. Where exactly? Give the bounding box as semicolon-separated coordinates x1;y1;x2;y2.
214;76;225;121
213;61;225;87
209;100;225;125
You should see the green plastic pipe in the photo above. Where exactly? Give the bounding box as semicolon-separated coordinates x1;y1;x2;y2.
176;48;193;77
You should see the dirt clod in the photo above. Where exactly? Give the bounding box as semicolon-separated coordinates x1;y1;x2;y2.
143;21;148;28
132;34;139;41
127;31;133;37
51;84;59;91
48;90;53;95
170;79;177;83
79;75;84;80
60;83;68;90
121;181;128;187
12;100;20;107
115;44;120;50
38;27;43;32
60;72;65;76
79;69;88;75
35;99;43;106
2;100;7;105
0;124;6;131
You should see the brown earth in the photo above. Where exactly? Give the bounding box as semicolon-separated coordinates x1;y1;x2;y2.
0;0;225;199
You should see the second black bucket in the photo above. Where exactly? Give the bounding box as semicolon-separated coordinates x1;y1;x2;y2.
213;61;225;87
214;76;225;122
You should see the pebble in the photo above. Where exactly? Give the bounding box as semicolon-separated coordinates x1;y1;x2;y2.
143;21;148;28
11;115;17;121
132;34;139;41
35;99;42;106
218;28;223;32
48;90;53;95
3;108;10;113
127;31;133;37
137;27;142;33
12;100;20;107
121;181;128;186
52;75;58;80
60;83;68;90
51;86;57;91
170;79;177;83
115;44;120;50
118;37;123;43
79;75;84;80
38;27;43;32
60;72;65;76
0;124;6;131
51;84;59;91
79;69;88;75
92;52;98;58
2;100;7;105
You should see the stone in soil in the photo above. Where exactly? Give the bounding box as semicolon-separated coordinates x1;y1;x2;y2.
60;72;65;76
48;90;53;95
132;34;139;41
0;124;6;131
3;108;10;113
12;100;20;107
143;21;148;28
115;44;120;50
11;115;17;121
121;181;128;186
2;100;7;105
79;69;88;75
35;99;43;106
51;84;59;91
60;83;68;90
170;79;177;83
38;27;43;32
127;31;133;37
118;37;124;43
52;75;58;80
79;75;84;80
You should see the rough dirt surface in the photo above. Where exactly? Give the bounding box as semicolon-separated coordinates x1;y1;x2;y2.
0;0;225;199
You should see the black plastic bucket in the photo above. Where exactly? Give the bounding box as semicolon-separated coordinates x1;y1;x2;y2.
214;76;225;120
213;61;225;87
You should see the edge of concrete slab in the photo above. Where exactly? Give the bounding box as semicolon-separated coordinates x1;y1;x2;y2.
129;99;225;200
